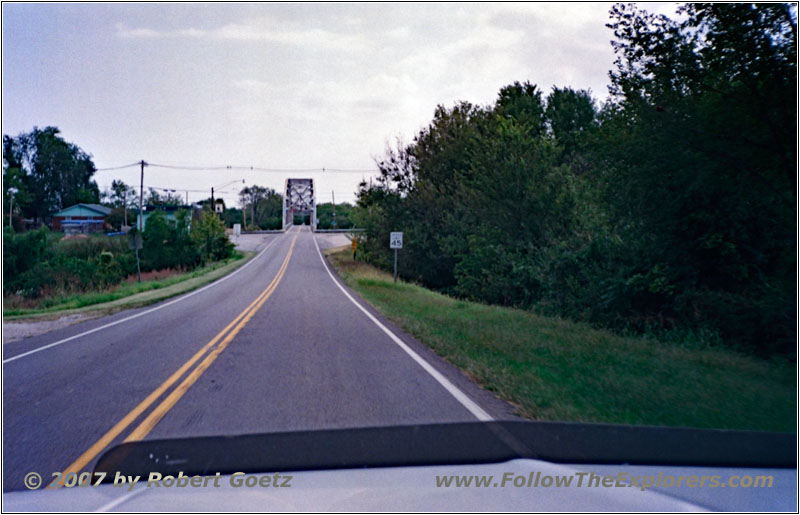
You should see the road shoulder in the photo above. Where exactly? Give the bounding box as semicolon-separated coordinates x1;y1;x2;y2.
319;243;520;421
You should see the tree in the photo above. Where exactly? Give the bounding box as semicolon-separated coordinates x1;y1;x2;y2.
106;180;133;208
599;2;797;352
545;87;598;158
316;202;355;229
191;210;234;261
239;185;282;229
495;81;547;136
2;127;100;223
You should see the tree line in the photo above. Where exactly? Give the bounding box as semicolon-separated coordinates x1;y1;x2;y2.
354;3;796;356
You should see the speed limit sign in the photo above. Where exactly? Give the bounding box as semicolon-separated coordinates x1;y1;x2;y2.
390;232;403;249
390;232;403;283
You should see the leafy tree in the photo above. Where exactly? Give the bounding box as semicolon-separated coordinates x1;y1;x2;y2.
354;3;796;356
495;81;547;136
2;127;99;222
545;87;598;159
104;180;135;209
221;207;244;228
191;210;234;261
599;2;797;352
239;185;283;229
316;202;355;229
142;208;202;270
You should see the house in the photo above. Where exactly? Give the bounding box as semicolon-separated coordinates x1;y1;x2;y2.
52;203;112;233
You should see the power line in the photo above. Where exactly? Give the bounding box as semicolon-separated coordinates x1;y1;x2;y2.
97;161;376;173
95;162;141;171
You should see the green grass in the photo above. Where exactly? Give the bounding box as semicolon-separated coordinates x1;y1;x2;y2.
3;252;253;320
327;247;796;433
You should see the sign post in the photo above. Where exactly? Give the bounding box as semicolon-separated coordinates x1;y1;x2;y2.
390;232;403;284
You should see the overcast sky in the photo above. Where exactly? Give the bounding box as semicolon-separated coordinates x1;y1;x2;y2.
2;2;679;205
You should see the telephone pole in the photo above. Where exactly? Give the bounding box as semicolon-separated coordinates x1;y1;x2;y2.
332;190;337;228
135;160;147;283
138;160;147;231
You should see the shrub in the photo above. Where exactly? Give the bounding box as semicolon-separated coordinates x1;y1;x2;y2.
191;211;234;262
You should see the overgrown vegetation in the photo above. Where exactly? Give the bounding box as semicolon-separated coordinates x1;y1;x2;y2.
316;202;356;229
355;3;796;356
4;252;246;317
328;247;795;432
3;210;235;305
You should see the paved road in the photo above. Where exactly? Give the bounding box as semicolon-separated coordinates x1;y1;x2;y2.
2;226;513;491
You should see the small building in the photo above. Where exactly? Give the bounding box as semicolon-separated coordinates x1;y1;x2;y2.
52;203;111;232
196;198;225;213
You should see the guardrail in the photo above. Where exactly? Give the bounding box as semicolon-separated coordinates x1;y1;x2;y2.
238;226;365;234
314;228;365;233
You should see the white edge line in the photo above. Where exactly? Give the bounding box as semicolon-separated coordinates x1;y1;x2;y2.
312;235;493;422
3;234;284;364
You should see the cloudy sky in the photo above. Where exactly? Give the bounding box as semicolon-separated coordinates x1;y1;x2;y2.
2;2;678;205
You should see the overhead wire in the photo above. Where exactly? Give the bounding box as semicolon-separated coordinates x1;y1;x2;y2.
97;161;377;173
95;162;141;171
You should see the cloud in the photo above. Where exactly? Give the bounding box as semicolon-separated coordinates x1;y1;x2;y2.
115;17;368;50
115;23;161;38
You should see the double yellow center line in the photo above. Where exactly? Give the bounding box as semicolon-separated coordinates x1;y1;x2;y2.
57;233;298;480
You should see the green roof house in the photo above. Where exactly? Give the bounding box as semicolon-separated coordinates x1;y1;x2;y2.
52;203;112;233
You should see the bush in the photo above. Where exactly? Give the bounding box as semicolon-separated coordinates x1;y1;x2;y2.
191;211;234;262
142;209;202;271
3;209;234;301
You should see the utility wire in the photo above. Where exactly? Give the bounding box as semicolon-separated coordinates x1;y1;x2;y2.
97;161;377;173
95;162;141;171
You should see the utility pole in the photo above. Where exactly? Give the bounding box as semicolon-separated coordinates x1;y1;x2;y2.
242;194;247;229
138;160;146;232
135;160;146;283
123;189;128;227
7;188;16;228
210;187;215;212
332;190;336;228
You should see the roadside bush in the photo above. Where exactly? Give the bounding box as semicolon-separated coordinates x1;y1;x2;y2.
4;208;233;301
191;211;234;262
3;226;49;281
142;209;203;271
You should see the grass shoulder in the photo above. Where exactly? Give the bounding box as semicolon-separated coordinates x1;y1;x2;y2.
326;247;795;433
4;251;253;321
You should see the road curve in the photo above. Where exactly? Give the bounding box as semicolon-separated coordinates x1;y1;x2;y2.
3;226;514;491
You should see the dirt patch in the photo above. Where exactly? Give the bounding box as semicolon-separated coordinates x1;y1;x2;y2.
3;314;97;344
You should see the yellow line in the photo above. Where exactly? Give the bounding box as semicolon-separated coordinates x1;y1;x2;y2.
124;235;296;441
56;234;297;480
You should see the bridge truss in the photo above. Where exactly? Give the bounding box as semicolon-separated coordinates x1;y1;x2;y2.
283;178;316;230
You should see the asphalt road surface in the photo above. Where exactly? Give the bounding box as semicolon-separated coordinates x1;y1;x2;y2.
2;226;514;491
